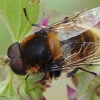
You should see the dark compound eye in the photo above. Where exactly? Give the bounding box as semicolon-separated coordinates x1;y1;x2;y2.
7;42;21;59
10;57;26;75
7;42;26;75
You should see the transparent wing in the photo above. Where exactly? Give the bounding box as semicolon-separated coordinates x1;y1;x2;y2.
61;42;100;68
46;7;100;41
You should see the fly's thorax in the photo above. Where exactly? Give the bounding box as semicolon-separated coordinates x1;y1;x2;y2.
20;33;51;70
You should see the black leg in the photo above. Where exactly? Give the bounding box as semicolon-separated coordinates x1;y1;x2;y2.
67;67;98;77
67;68;79;77
49;71;54;80
54;71;61;78
23;8;40;27
23;8;32;25
25;74;29;80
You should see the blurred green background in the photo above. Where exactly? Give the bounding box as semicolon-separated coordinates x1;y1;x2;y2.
43;0;100;14
0;0;100;100
0;19;12;55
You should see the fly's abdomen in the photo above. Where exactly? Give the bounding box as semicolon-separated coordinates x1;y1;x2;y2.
61;28;100;65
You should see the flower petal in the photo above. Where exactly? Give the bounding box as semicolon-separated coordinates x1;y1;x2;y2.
33;16;50;32
42;17;50;26
67;85;79;100
41;96;46;100
45;83;52;88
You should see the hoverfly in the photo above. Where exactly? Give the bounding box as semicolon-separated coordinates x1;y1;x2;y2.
7;7;100;80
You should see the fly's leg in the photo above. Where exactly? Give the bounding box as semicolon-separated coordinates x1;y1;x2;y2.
23;8;40;27
67;67;98;77
25;74;29;80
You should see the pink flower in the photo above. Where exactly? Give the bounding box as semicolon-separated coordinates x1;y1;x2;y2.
41;16;50;26
67;85;79;100
34;17;50;32
41;96;46;100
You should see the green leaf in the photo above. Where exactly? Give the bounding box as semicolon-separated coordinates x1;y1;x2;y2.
0;67;44;100
91;86;100;100
91;94;100;100
18;77;45;100
0;81;20;100
26;73;45;84
18;79;32;100
25;82;44;100
76;66;100;94
0;0;40;42
0;66;19;100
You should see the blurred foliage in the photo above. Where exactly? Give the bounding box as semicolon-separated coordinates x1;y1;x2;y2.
43;0;100;15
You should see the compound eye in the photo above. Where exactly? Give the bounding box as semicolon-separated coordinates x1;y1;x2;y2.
7;42;26;75
7;42;21;59
10;58;26;75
